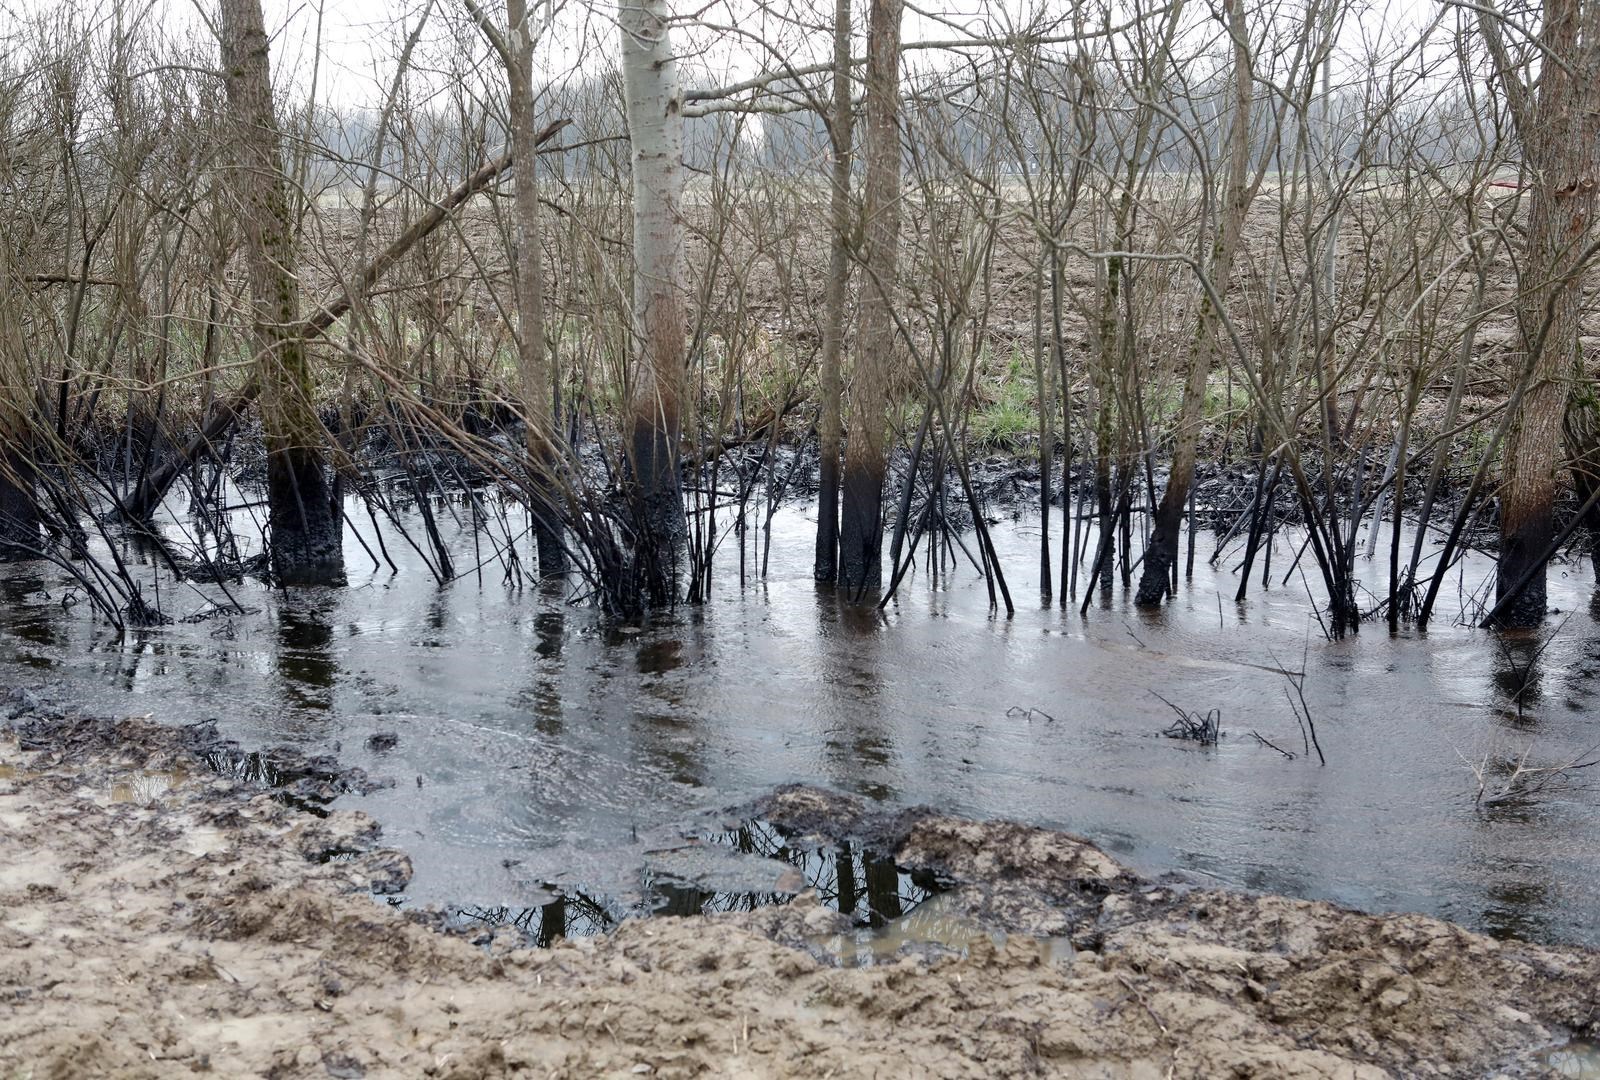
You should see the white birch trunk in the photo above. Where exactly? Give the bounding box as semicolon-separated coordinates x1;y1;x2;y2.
620;0;687;542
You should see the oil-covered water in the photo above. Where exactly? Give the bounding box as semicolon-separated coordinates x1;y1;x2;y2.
3;482;1599;946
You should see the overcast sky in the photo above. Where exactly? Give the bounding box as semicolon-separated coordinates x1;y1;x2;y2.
3;0;1454;113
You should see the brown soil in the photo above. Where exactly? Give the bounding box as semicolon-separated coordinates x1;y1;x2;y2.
2;706;1596;1079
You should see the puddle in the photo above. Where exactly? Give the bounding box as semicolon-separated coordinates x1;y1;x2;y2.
811;891;1075;967
1;749;182;802
1543;1040;1600;1078
104;768;187;804
422;817;967;961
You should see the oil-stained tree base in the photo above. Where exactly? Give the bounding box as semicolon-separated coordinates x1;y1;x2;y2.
1492;507;1555;628
266;445;345;587
1134;494;1184;607
629;424;687;546
0;449;39;560
837;467;883;593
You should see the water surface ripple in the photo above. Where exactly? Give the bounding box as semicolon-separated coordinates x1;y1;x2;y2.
3;490;1596;945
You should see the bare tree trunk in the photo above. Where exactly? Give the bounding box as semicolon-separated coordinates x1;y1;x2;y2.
219;0;345;586
1090;266;1118;594
838;0;902;595
814;0;853;584
1556;4;1600;581
1137;0;1254;606
0;249;40;559
620;0;688;559
505;0;566;574
1490;0;1599;626
0;448;38;560
1034;251;1053;601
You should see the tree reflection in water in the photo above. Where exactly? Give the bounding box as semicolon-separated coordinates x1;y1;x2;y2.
441;817;941;946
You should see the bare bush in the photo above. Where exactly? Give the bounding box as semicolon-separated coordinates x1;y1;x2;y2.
1459;740;1600;807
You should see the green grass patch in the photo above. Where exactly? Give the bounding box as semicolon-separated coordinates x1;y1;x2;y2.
967;349;1041;452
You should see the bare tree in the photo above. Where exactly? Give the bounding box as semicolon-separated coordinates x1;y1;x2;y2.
1481;0;1600;626
219;0;345;585
0;248;38;558
1137;0;1260;606
838;0;902;594
620;0;689;562
814;0;854;584
467;0;568;574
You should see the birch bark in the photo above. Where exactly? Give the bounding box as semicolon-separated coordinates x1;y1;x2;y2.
620;0;688;548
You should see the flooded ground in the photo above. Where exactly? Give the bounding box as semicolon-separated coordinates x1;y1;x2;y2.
10;713;1597;1078
2;478;1598;947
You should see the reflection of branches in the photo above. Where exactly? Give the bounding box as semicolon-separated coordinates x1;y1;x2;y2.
1489;615;1567;720
683;819;938;926
449;818;941;949
700;818;846;904
201;749;346;813
454;889;618;944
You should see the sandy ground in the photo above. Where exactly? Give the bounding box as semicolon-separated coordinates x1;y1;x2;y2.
2;697;1598;1079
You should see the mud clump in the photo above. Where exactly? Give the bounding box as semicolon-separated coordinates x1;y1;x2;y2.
7;698;385;802
2;704;1596;1077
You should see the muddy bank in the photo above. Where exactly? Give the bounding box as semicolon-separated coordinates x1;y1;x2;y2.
2;701;1597;1078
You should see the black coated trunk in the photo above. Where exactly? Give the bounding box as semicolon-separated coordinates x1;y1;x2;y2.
1094;452;1113;591
630;421;684;543
528;448;568;578
838;461;883;593
0;448;40;560
267;445;345;586
1135;483;1185;607
814;450;840;583
627;420;684;606
1491;509;1552;628
533;506;567;578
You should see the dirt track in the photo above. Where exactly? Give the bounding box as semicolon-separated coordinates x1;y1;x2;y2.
2;697;1597;1079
